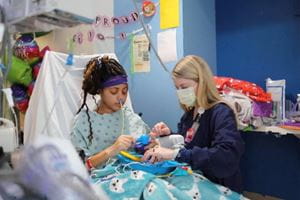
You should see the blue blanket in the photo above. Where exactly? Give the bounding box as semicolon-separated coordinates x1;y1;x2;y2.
91;160;247;200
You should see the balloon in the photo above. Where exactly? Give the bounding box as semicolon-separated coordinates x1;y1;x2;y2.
27;57;40;67
27;81;35;96
39;46;50;59
11;84;29;113
7;56;33;86
32;62;41;80
15;99;29;113
13;35;40;61
11;84;28;100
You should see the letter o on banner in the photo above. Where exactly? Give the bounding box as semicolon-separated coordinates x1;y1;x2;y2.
96;33;105;40
111;17;120;25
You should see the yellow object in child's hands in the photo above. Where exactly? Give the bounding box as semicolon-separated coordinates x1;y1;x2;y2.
119;151;142;162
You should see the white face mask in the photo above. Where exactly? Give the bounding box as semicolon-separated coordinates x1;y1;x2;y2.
176;87;196;107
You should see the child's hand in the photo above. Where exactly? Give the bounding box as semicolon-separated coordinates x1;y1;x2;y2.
113;135;135;152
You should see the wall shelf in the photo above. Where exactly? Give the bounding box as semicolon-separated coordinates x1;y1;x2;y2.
247;126;300;138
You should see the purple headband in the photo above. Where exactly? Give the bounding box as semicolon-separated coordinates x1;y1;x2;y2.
100;75;128;88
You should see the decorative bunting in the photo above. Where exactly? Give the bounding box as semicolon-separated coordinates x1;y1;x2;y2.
93;12;139;27
72;24;152;44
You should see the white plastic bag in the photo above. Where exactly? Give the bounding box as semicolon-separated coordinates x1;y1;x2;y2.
14;135;108;200
266;78;286;123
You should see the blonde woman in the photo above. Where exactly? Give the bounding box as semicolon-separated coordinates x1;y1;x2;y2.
142;55;245;193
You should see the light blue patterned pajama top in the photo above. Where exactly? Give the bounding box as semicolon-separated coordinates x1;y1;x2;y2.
70;106;150;157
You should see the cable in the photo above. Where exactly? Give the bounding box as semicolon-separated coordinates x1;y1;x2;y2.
119;99;125;135
11;108;19;147
131;0;170;73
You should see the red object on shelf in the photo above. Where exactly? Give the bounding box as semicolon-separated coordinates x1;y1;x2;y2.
214;76;272;102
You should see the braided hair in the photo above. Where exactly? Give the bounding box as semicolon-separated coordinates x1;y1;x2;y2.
77;55;127;144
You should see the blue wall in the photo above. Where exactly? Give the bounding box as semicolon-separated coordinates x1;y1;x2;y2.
115;0;300;199
216;0;300;96
183;0;217;73
114;0;184;130
216;1;300;199
114;0;217;130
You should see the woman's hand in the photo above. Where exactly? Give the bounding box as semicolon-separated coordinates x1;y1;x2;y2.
112;135;135;153
144;137;159;151
150;122;171;138
142;146;175;163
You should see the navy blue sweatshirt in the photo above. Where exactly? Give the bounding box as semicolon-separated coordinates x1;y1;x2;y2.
174;103;245;193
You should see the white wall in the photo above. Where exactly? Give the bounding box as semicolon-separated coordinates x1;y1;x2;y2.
36;0;114;54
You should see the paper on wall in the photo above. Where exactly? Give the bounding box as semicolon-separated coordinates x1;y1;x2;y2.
157;29;178;63
160;0;180;29
132;34;150;72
